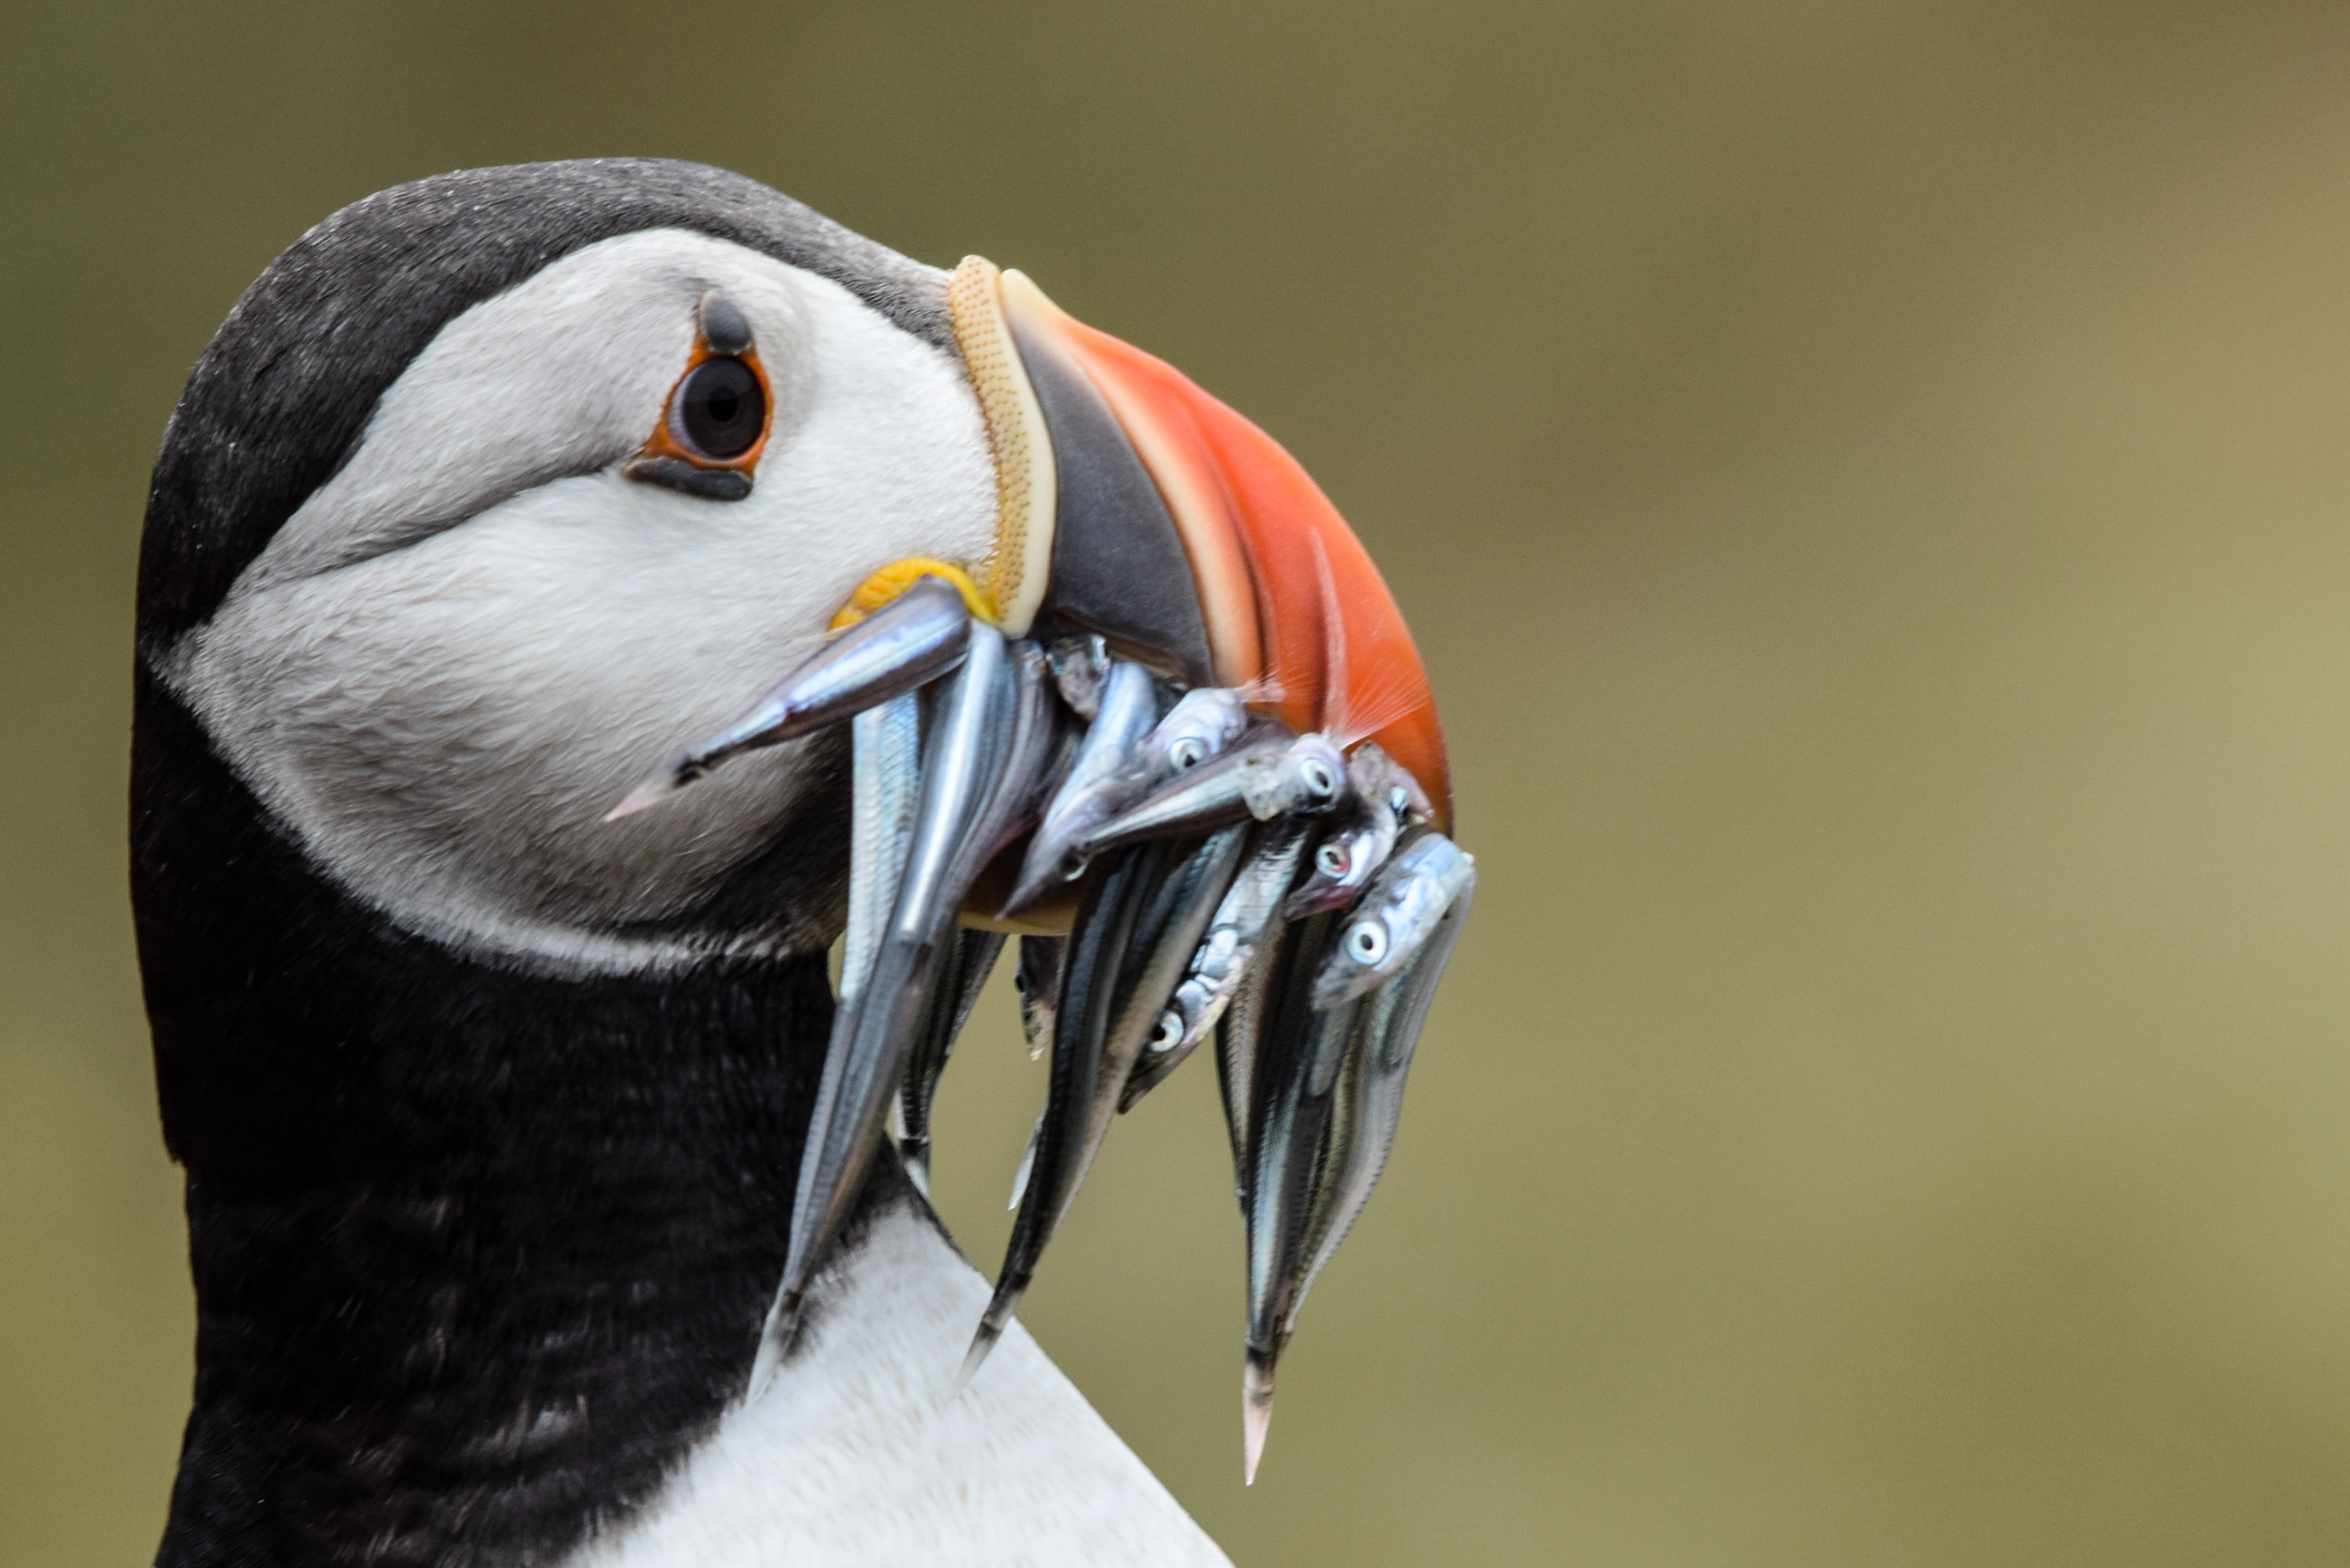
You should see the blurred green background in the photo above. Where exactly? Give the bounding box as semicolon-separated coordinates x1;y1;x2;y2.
11;1;2350;1563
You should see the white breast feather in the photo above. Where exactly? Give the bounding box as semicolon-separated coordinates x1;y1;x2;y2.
570;1202;1232;1568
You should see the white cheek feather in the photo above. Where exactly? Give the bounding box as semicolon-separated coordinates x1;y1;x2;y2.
567;1200;1231;1568
166;229;997;975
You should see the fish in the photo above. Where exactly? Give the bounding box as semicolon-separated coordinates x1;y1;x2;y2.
1006;1114;1043;1209
1234;730;1353;822
1000;660;1160;915
1235;912;1362;1483
609;573;971;818
838;694;923;1012
1045;632;1109;720
1013;935;1064;1062
1135;686;1256;780
960;845;1159;1385
895;644;1063;1194
896;926;1007;1196
960;826;1245;1382
748;686;921;1394
1120;817;1314;1113
1287;878;1471;1327
1239;872;1471;1480
956;642;1070;892
1011;687;1260;897
964;832;1243;1385
1310;829;1476;1010
1280;743;1430;918
769;624;1017;1352
1214;907;1297;1200
1062;823;1248;1140
1073;723;1351;861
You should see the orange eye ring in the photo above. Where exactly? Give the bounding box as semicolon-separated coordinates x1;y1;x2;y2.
624;290;774;501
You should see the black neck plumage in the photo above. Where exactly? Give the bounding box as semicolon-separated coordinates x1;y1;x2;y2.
133;671;848;1568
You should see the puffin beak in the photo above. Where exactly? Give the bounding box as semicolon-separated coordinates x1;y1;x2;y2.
707;258;1465;1477
964;257;1452;834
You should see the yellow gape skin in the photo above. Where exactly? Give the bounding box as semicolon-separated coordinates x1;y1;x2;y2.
830;558;995;629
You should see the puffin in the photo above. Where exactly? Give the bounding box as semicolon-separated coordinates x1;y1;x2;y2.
133;157;1462;1567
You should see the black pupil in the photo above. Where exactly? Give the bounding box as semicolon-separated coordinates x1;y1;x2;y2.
677;358;764;459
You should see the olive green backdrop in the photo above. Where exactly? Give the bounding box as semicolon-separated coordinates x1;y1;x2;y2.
10;2;2350;1563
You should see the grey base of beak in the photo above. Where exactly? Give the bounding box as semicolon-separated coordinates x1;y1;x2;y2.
1011;306;1214;690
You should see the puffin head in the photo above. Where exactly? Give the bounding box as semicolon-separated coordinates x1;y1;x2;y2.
141;157;1446;978
133;164;1463;1550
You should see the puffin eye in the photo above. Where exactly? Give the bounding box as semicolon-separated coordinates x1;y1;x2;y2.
672;357;765;459
1345;919;1388;966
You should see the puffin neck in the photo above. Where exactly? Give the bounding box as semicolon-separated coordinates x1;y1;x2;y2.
133;670;844;1568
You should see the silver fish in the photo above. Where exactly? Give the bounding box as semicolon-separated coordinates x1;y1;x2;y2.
1001;660;1160;914
896;926;1006;1196
895;644;1061;1195
964;831;1241;1387
1045;632;1109;720
960;845;1159;1385
1240;880;1470;1480
1065;823;1247;1140
1238;913;1364;1483
1281;743;1429;918
1136;686;1255;779
1023;688;1255;903
1078;725;1354;864
749;688;921;1394
958;643;1070;893
1234;731;1352;822
767;624;1015;1356
1067;720;1306;859
1288;878;1471;1327
1120;817;1313;1113
1214;908;1296;1198
609;573;971;818
1283;809;1391;922
1310;831;1476;1010
838;694;923;1011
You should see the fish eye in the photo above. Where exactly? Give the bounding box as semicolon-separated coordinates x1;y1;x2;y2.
1316;841;1350;877
1299;758;1339;798
1169;737;1206;771
1387;786;1411;818
1149;1009;1184;1052
1345;919;1388;965
671;356;766;459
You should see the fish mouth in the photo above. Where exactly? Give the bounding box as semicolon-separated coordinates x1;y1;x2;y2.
611;256;1471;1484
